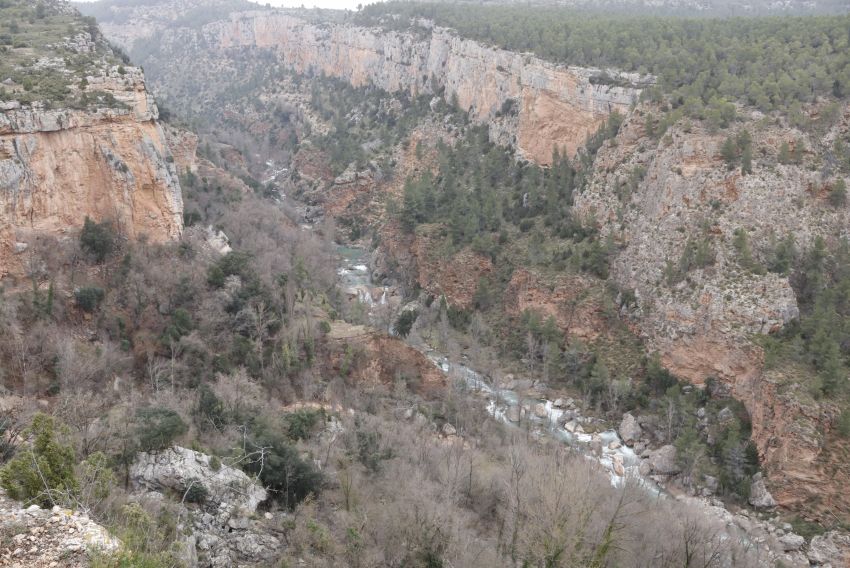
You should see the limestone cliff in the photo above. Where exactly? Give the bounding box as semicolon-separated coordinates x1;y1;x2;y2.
0;13;182;278
98;7;646;165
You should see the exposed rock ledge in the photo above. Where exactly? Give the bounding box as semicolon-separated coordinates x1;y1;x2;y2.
130;446;280;567
130;446;266;514
0;67;183;279
0;489;119;567
105;11;650;164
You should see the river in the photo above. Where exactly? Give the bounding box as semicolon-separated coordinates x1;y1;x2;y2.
330;242;813;565
336;243;654;490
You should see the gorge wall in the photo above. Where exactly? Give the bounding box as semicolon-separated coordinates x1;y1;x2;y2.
575;104;850;519
102;10;646;165
0;66;183;278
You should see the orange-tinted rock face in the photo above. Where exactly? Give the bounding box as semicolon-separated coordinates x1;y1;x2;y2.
325;322;446;396
575;104;850;521
376;221;492;310
0;70;182;277
517;88;606;161
504;268;605;342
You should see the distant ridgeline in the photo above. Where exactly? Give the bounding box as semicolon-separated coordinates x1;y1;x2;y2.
356;2;850;115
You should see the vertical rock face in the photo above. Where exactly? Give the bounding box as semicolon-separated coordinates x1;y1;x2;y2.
213;14;645;162
103;11;646;165
0;68;183;277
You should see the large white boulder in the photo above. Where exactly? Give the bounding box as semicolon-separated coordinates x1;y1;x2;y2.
130;446;266;514
647;445;680;475
619;413;642;445
748;472;777;509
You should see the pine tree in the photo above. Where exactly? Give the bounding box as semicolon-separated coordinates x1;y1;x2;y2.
829;179;847;208
778;141;791;165
721;137;738;168
741;144;753;175
736;130;753;175
0;414;78;507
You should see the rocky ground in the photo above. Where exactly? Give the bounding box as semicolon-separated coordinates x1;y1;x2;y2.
0;491;118;567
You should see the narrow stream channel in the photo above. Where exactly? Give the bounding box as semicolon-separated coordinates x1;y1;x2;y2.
336;244;658;493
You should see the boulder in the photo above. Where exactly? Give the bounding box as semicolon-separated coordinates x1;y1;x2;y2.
608;439;622;450
619;413;642;445
506;405;522;423
717;406;734;423
203;225;231;255
748;473;777;509
441;423;457;436
647;445;680;475
533;403;549;419
130;446;266;514
778;533;805;552
808;531;850;566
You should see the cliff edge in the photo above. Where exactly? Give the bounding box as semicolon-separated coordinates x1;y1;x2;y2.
0;0;183;278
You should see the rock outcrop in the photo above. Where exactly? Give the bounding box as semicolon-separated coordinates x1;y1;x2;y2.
130;446;281;567
618;413;642;445
130;446;266;513
808;531;850;566
100;7;647;165
575;104;850;518
748;472;777;509
0;489;119;567
0;46;182;278
646;444;680;476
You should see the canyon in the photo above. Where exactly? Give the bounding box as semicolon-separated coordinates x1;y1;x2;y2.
88;0;850;523
0;0;847;563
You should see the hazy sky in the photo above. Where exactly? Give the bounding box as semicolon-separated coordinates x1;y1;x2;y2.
73;0;373;11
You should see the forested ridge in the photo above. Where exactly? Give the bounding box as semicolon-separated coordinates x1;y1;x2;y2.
357;3;850;113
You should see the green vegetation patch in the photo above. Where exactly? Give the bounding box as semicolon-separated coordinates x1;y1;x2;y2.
0;0;123;107
357;3;850;113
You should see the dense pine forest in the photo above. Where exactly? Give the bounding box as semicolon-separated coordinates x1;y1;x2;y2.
357;3;850;113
